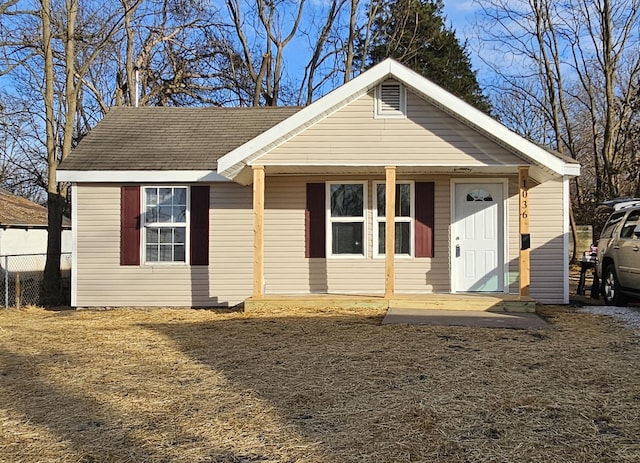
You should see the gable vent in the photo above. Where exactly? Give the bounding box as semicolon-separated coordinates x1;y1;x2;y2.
376;82;406;118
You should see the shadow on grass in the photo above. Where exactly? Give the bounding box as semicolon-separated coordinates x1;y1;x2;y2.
142;313;596;462
0;348;159;462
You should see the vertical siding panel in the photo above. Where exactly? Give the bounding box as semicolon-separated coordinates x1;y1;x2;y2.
528;177;565;303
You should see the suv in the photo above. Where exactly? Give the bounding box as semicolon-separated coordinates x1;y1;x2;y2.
596;199;640;306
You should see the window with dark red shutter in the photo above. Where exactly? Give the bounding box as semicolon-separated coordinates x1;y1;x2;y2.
120;186;141;266
306;183;326;258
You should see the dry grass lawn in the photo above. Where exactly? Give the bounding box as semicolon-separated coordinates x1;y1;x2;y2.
1;304;639;463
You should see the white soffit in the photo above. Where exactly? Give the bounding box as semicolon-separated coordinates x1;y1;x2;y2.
217;58;580;181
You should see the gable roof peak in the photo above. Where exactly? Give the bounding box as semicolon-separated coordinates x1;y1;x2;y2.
217;58;579;183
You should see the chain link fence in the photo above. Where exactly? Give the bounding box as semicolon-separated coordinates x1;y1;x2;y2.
1;253;72;308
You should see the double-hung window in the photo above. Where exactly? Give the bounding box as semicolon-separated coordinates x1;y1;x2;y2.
328;182;366;256
143;186;188;263
374;181;414;256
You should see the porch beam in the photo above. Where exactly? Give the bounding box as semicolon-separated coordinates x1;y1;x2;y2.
385;166;396;298
253;166;265;298
519;166;530;298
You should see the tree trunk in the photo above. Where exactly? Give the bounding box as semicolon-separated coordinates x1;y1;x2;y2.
42;192;65;306
40;0;64;306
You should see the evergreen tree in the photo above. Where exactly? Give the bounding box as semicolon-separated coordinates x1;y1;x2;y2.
362;0;490;112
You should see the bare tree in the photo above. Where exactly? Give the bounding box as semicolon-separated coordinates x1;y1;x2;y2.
475;0;640;234
225;0;306;106
343;0;359;82
297;0;347;105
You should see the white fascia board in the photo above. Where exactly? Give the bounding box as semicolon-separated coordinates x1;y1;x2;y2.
217;59;398;179
57;170;229;183
389;60;580;177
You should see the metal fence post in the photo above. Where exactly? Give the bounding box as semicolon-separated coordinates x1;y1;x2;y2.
4;255;7;308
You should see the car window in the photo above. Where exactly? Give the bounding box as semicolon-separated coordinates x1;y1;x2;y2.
600;211;627;239
620;210;640;239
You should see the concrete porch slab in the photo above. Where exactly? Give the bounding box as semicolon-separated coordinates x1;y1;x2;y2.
382;308;549;329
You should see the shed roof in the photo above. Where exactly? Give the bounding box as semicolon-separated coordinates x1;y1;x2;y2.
0;189;70;228
58;106;300;171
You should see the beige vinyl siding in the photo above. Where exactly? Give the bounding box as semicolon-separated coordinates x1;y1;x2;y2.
263;176;384;294
395;177;451;292
507;177;521;294
263;175;452;295
528;177;566;303
207;183;254;303
260;89;524;167
75;183;252;307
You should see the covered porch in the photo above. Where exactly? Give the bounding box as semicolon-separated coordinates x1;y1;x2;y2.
247;164;533;311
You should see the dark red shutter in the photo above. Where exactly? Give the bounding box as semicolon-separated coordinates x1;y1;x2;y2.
120;186;141;266
415;182;435;258
306;183;326;258
190;185;210;266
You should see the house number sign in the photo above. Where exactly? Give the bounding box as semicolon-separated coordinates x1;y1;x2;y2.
520;169;530;250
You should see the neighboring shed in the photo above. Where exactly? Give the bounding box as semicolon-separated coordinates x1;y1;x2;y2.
0;188;72;270
58;59;580;309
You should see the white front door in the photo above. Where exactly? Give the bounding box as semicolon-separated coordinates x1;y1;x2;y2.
454;182;505;292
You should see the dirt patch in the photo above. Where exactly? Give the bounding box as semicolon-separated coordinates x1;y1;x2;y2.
1;305;639;462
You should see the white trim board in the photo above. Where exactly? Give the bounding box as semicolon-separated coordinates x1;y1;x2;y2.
70;183;78;307
57;170;229;183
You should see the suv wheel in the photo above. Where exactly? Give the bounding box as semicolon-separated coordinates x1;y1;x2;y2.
602;265;626;306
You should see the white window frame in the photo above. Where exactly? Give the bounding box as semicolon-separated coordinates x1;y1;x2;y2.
141;186;190;265
373;181;414;258
326;181;368;258
375;82;407;119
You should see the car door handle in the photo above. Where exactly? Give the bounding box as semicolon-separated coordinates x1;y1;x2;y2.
633;245;639;252
613;245;620;250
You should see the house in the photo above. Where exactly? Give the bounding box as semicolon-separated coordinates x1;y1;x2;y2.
0;188;72;263
57;59;580;309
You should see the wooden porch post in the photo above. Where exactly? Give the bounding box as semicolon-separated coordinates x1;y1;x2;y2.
253;166;265;298
385;166;396;298
519;166;530;298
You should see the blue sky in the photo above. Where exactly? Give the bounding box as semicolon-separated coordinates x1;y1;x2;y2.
442;0;478;33
441;1;487;80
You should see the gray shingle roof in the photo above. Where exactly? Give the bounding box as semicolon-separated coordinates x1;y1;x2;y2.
59;106;300;171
